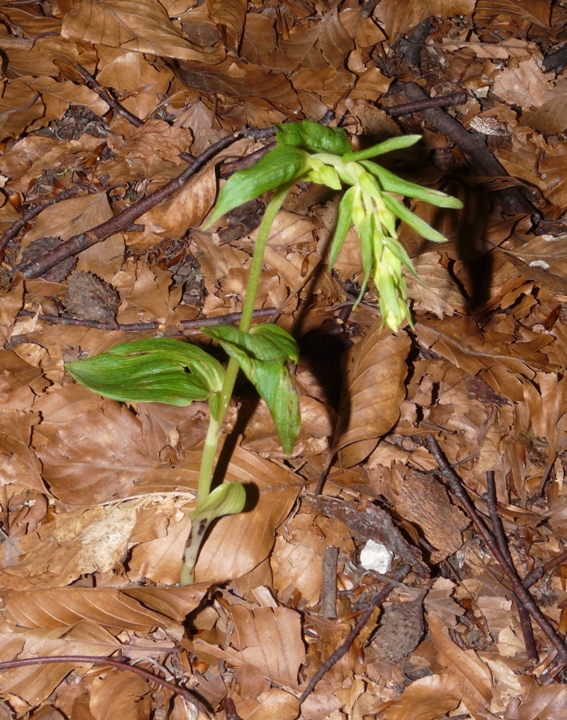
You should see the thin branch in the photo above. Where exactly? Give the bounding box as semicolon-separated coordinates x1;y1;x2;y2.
401;82;537;218
382;91;467;117
0;187;79;254
76;64;143;128
524;547;567;590
425;435;567;665
14;307;276;333
298;564;410;705
486;470;538;661
0;655;211;716
16;127;277;280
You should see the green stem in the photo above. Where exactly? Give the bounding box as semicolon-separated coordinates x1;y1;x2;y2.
181;185;292;584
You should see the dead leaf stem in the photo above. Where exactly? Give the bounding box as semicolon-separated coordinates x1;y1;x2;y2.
298;563;411;705
425;434;567;666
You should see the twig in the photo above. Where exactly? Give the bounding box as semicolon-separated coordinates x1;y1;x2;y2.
425;435;567;665
16;127;276;280
320;546;339;619
401;82;537;218
16;134;237;279
486;470;538;661
298;563;410;704
76;64;143;128
396;17;433;68
382;91;467;117
523;547;567;590
14;307;276;333
0;187;79;254
0;654;211;716
223;697;244;720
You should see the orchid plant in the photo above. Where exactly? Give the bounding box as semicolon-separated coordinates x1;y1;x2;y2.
65;121;462;584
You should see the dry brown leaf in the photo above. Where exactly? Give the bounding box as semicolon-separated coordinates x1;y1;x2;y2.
426;611;493;715
2;587;182;635
90;670;151;720
195;445;301;583
334;322;411;467
381;673;463;720
62;0;225;63
390;466;468;563
207;0;247;55
230;605;305;689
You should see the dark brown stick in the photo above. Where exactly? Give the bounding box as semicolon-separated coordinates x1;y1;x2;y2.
298;564;410;704
0;655;211;715
382;91;467;117
0;187;79;253
14;307;277;333
425;435;567;665
402;82;537;217
16;135;236;279
523;548;567;590
486;470;538;661
76;64;144;128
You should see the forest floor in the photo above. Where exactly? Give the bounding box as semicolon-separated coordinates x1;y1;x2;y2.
1;1;567;718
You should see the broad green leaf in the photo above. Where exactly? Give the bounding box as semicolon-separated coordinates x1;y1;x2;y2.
202;324;300;454
205;145;309;226
381;193;449;243
275;120;352;155
361;160;463;208
342;135;422;162
65;338;225;408
191;481;246;523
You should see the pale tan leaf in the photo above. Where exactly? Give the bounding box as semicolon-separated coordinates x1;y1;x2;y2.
230;606;305;689
381;673;463;720
90;670;151;720
492;57;550;109
62;0;224;63
0;412;44;493
334;322;411;467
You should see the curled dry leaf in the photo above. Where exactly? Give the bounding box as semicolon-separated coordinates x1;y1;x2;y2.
333;320;411;467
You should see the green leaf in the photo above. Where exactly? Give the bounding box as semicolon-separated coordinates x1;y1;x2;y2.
65;338;225;408
381;193;449;243
275;120;352;155
191;481;246;524
342;135;422;162
204;145;310;227
202;324;300;454
361;160;464;209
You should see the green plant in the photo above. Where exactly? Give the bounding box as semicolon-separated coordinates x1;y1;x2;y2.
65;121;462;584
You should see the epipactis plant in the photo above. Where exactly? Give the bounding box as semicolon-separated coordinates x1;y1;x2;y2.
65;121;462;584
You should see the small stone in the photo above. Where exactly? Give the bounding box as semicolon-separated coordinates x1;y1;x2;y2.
64;271;120;323
371;596;424;662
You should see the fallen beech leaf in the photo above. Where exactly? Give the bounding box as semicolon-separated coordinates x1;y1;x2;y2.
62;0;225;63
334;321;411;467
207;0;247;55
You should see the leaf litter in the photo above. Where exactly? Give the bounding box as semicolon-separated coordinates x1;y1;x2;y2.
2;0;567;718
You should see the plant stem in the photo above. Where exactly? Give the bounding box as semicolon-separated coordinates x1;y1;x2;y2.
181;184;292;584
